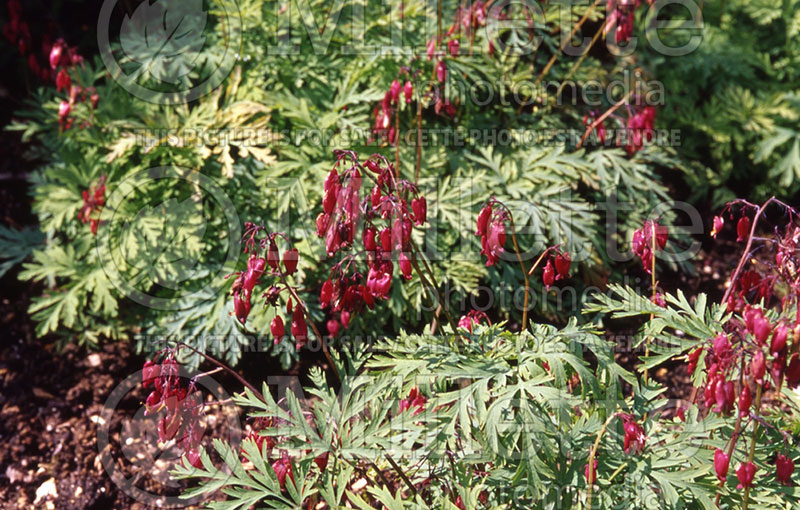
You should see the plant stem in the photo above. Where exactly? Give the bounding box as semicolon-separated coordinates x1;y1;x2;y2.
586;411;621;509
507;215;530;328
279;273;341;383
575;88;635;149
741;384;764;510
722;197;776;304
173;340;264;401
533;0;602;88
555;19;607;98
643;222;658;385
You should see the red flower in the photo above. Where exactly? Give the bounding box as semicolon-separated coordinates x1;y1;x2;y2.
714;449;730;482
58;99;71;122
49;38;65;69
411;197;427;225
622;415;646;455
751;349;766;384
631;220;667;273
776;454;794;486
771;325;788;356
436;60;447;82
398;387;427;415
458;310;487;332
736;216;750;242
389;79;401;104
554;251;571;280
320;279;334;307
55;68;70;92
366;262;393;299
282;248;298;275
270;316;285;343
585;459;598;483
403;80;413;103
542;259;555;290
326;319;340;337
448;38;460;56
738;385;752;417
736;461;757;489
399;252;412;280
291;306;308;349
271;451;295;490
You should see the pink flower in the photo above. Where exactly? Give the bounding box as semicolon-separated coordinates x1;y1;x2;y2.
751;349;766;384
55;68;70;92
399;387;427;415
270;316;285;343
280;248;297;275
736;461;756;489
622;415;645;455
290;306;308;349
738;385;752;417
737;216;750;242
714;449;730;482
411;197;427;225
711;215;724;238
776;454;794;486
436;60;447;82
271;451;295;490
448;38;460;56
403;80;413;103
542;259;555;290
554;252;571;279
399;252;412;280
327;319;340;337
585;459;598;483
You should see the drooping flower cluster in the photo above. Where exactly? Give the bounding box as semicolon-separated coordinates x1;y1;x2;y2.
316;150;428;333
542;250;571;290
631;219;667;273
458;310;489;333
621;414;646;455
582;112;607;145
372;77;414;145
398;386;427;416
475;201;508;267
624;105;656;154
142;356;205;468
77;175;106;235
229;225;307;349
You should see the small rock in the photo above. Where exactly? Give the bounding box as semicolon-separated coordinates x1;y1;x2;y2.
87;353;102;367
33;477;58;504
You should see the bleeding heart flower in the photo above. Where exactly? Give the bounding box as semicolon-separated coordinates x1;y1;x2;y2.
751;349;766;384
585;459;598;483
271;451;295;490
389;79;401;104
398;387;427;415
739;385;752;417
714;449;730;482
448;38;460;56
771;325;788;355
411;197;427;225
283;249;298;275
736;461;757;489
327;319;340;337
49;38;65;69
554;252;571;279
776;454;794;486
403;80;413;103
399;252;412;280
436;60;447;82
58;99;71;121
55;68;70;92
711;215;724;238
320;280;334;308
622;415;646;455
426;38;436;60
291;306;308;349
270;316;285;343
542;259;555;290
737;216;750;242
